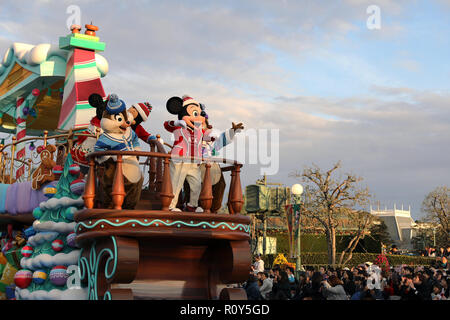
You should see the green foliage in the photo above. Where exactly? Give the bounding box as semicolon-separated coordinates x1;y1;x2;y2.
336;235;381;253
270;233;379;254
270;233;328;253
369;220;393;247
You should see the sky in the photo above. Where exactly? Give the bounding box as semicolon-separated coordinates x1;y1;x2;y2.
0;0;449;219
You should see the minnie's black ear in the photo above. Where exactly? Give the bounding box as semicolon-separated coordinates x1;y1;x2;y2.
166;96;183;115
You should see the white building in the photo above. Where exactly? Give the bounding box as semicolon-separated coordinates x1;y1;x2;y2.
370;204;417;250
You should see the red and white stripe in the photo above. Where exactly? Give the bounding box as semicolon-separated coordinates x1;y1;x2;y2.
15;97;27;180
58;49;105;130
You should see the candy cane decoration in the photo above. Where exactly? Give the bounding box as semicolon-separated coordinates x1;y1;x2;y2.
58;26;106;131
15;97;27;180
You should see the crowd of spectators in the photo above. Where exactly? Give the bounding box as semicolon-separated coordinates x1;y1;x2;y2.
244;251;450;301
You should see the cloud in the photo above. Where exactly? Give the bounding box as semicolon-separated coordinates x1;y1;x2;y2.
396;59;421;72
0;1;447;220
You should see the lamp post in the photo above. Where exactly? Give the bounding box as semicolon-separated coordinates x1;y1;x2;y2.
292;183;304;276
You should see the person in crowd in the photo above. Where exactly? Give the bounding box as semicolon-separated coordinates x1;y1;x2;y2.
440;277;449;299
319;266;326;275
381;270;395;299
321;275;348;300
440;256;448;269
271;271;291;300
431;283;444;300
251;254;265;274
292;272;309;300
300;272;325;300
430;248;436;257
244;274;262;300
253;258;448;301
399;274;426;300
285;267;298;291
257;272;273;300
351;277;367;300
342;269;356;297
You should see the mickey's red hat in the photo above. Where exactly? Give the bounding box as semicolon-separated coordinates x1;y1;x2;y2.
182;95;199;108
132;102;152;121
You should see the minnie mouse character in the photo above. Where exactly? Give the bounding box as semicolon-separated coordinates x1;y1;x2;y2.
128;102;157;143
164;95;209;212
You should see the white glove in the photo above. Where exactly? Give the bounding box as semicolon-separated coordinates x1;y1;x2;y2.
174;119;186;128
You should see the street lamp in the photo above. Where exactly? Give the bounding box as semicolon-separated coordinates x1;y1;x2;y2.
292;184;304;275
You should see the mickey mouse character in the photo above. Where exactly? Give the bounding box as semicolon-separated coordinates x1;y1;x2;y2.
128;102;157;143
182;104;244;212
164;95;209;212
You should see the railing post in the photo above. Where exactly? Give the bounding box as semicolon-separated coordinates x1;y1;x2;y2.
111;154;126;210
10;137;16;184
199;162;213;213
227;168;236;214
156;158;163;193
160;157;174;211
149;144;156;192
0;145;3;183
229;164;244;215
82;158;96;209
43;130;48;147
27;159;32;181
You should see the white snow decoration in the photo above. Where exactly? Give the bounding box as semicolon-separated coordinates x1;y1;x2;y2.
27;231;59;247
95;53;109;77
27;43;52;65
0;42;108;76
32;220;76;233
15;287;88;300
2;48;13;66
20;250;81;269
40;196;84;210
12;43;34;63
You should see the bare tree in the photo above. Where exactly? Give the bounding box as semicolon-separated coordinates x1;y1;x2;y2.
422;186;449;245
291;161;371;265
338;210;374;265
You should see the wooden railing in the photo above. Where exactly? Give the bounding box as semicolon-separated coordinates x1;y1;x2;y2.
0;128;97;184
83;150;244;215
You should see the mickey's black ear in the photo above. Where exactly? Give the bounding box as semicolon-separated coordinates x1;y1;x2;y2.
166;96;183;115
88;93;104;108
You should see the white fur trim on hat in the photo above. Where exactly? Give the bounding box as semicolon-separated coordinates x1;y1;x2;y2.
182;95;199;107
132;103;150;121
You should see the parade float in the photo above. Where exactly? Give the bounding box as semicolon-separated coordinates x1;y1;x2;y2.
0;23;250;300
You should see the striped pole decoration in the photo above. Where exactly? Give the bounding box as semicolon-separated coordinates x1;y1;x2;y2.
15;97;27;180
58;48;106;130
